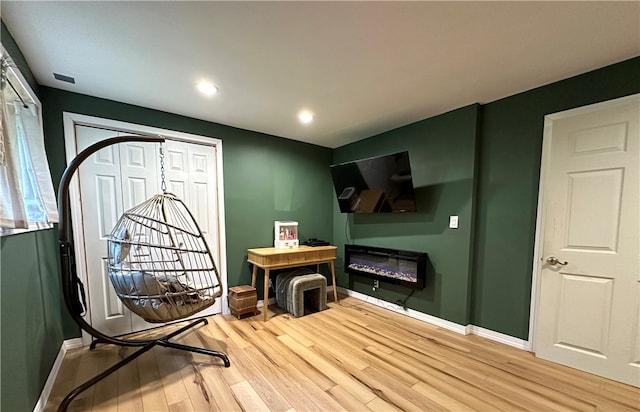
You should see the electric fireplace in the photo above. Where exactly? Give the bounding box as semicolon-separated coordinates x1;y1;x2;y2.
345;244;427;289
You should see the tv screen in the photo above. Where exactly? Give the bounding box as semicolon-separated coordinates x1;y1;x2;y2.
330;151;417;213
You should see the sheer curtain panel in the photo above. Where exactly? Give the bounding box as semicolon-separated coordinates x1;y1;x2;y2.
0;79;58;231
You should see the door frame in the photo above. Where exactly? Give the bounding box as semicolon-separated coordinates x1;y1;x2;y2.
529;93;640;352
62;112;229;345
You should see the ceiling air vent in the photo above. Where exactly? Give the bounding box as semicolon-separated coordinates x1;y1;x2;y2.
53;73;75;84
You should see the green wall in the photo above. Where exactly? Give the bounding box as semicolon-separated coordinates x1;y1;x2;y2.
332;104;480;325
472;57;640;338
1;230;65;412
1;21;66;412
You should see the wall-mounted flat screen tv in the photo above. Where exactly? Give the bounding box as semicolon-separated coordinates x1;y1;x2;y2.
330;151;417;213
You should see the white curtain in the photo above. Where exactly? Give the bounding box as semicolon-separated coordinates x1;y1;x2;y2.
0;91;58;229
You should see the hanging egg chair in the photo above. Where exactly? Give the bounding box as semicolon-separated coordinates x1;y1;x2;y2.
57;135;229;412
107;192;222;323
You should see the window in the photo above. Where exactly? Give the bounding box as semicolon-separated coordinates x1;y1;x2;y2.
0;47;58;236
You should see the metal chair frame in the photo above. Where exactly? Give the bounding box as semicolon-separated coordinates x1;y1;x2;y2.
57;135;230;411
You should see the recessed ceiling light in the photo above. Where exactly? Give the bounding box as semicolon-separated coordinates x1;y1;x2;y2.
196;81;218;96
298;110;314;124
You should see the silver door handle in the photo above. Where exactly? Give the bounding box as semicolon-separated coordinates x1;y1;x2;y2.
546;256;568;266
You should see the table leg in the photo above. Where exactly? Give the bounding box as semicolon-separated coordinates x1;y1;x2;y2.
329;261;338;302
251;264;258;288
263;268;270;322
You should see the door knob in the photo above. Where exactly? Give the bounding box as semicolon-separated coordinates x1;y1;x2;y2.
546;256;568;266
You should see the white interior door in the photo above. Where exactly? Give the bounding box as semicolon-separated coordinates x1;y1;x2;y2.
73;124;223;338
534;95;639;387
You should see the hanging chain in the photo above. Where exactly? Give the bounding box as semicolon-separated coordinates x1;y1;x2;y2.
159;143;166;193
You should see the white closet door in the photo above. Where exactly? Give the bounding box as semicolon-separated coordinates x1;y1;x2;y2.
164;139;220;258
157;139;222;324
75;126;222;338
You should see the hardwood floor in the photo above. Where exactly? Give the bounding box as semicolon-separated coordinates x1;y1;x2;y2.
45;295;639;411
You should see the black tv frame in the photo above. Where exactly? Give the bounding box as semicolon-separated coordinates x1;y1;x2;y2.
330;151;417;214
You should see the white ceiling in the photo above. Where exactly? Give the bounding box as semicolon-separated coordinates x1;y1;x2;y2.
2;1;639;148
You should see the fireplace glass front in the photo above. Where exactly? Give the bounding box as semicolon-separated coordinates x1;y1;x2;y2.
345;244;427;289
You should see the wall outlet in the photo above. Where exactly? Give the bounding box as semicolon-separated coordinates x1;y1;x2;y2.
373;279;380;289
449;215;459;229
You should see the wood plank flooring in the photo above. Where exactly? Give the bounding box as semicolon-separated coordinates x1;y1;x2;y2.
45;295;640;411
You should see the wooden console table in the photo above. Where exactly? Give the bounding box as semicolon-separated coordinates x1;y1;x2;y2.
247;245;338;321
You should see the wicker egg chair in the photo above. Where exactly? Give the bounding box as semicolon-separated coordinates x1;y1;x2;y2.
57;135;229;411
107;192;223;323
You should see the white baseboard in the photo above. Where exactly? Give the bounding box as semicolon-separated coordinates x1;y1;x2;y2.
33;338;83;412
467;325;530;350
63;337;84;351
337;287;468;335
336;286;530;351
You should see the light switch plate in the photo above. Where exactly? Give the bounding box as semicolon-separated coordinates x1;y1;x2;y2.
449;215;459;229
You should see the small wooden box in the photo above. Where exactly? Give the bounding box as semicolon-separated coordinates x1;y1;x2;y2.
229;285;257;319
